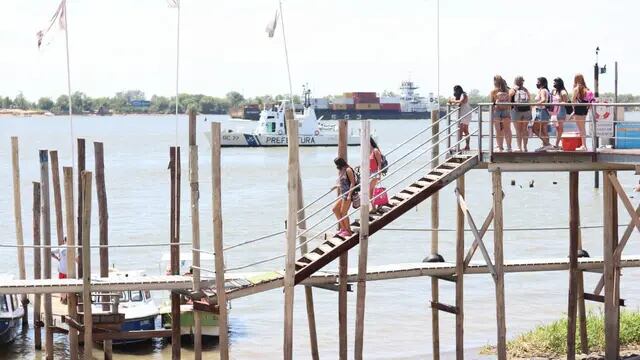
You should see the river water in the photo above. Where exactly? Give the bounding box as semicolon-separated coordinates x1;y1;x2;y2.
1;114;640;359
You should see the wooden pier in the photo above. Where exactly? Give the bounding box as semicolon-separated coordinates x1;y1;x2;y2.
5;103;640;359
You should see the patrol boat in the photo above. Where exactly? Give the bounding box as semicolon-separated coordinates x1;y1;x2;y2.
0;275;24;344
206;89;360;147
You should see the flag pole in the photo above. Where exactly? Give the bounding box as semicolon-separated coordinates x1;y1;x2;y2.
278;0;294;112
175;0;181;146
63;0;74;163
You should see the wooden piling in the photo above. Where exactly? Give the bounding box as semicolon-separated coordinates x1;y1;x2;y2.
492;170;507;360
455;175;465;360
10;137;28;325
50;151;65;245
567;172;579;360
63;167;79;360
354;120;371;360
39;150;54;359
284;110;299;360
295;159;319;357
77;138;86;278
576;190;589;354
603;171;619;360
33;182;42;350
188;109;203;360
94;142;112;358
338;119;348;360
211;123;230;360
169;146;181;360
430;108;441;360
81;171;94;360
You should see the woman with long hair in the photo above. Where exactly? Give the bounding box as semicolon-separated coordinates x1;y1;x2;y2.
552;77;570;148
509;76;531;152
490;75;512;152
449;85;471;150
332;157;356;237
369;136;383;212
532;77;553;151
572;74;591;151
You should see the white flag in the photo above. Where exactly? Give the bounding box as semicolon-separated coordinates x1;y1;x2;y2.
265;10;279;38
167;0;180;8
36;0;66;49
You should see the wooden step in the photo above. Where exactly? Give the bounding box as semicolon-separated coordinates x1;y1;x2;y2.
327;237;345;246
394;192;413;200
304;252;322;262
295;261;307;270
425;174;441;181
317;244;335;254
416;180;432;187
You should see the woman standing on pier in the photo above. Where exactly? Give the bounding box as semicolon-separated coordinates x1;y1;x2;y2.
509;76;532;152
369;137;383;212
551;78;570;148
532;77;553;151
571;74;591;151
333;157;356;237
490;75;513;152
449;85;471;150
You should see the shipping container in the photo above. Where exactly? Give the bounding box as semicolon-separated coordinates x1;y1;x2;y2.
312;98;329;109
355;97;380;104
381;96;402;104
343;92;353;98
332;97;355;105
615;122;640;149
353;92;377;97
355;103;381;110
354;94;378;100
332;104;348;110
380;103;401;111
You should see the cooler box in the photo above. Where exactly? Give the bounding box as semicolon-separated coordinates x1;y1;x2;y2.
615;122;640;149
561;132;582;151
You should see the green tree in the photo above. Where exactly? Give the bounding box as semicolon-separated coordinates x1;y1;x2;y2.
14;92;28;110
150;95;171;113
55;95;69;113
37;97;54;111
226;91;245;108
2;96;13;109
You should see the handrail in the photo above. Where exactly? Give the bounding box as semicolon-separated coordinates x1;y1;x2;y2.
477;102;640;106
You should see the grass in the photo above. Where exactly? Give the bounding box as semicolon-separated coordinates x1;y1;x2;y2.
480;310;640;358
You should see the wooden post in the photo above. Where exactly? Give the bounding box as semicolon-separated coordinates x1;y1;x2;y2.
93;142;112;358
39;150;54;360
63;167;79;360
295;161;319;357
10;137;28;325
284;109;299;360
33;182;42;350
188;109;203;360
455;175;465;360
567;172;579;360
77;138;85;278
576;191;589;354
603;171;619;360
211;123;230;360
492;171;507;360
429;108;442;360
169;146;181;359
337;119;348;360
81;171;94;360
354;120;371;360
50;151;65;245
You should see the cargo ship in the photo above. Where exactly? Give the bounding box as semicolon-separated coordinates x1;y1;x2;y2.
313;80;432;120
228;104;261;120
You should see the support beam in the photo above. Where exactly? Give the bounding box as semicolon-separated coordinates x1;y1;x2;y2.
576;191;589;355
50;151;65;246
354;120;371;360
77;139;85;278
430;108;441;360
33;182;42;350
567;172;579;360
492;171;507;360
188;109;203;360
455;175;465;360
338;119;348;360
603;171;619;360
80;171;93;360
169;146;181;360
456;190;496;280
63;167;79;360
10;137;28;325
211;122;230;360
39;150;54;360
284;110;299;360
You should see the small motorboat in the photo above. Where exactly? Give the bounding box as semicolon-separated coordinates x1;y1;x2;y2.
206;87;361;147
92;269;159;344
0;275;24;344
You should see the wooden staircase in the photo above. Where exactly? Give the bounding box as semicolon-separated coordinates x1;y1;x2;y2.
293;153;479;284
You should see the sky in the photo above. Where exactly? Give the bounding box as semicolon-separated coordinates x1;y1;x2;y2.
0;0;637;101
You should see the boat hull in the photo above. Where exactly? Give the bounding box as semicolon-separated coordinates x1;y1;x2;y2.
161;309;219;337
0;317;21;344
112;315;158;344
207;132;360;147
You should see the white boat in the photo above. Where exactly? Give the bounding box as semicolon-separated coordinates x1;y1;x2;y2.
206;88;360;147
92;269;159;344
0;275;24;344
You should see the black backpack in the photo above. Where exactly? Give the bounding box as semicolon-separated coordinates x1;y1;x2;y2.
379;154;389;176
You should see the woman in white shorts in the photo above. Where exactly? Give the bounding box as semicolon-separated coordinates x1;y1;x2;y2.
449;85;471;150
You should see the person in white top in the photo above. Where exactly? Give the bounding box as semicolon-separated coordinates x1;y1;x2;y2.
51;237;69;303
449;85;472;150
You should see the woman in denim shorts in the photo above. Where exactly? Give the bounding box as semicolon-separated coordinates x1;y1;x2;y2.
509;76;532;152
490;75;513;152
532;77;553;151
552;78;569;149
